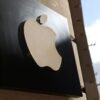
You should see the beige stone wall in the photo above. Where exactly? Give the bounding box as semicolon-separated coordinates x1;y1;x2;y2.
68;0;99;99
0;89;87;100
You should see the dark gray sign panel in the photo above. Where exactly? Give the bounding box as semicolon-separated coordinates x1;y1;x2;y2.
0;0;82;96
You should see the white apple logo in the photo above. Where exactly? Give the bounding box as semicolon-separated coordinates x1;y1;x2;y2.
24;15;62;71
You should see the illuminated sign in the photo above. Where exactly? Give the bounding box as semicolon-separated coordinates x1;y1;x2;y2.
0;0;82;96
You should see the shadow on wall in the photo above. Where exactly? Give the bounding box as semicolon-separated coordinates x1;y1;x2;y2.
0;90;70;100
98;86;100;97
0;90;87;100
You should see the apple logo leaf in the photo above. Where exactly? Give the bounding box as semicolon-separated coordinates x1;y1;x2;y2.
24;15;62;71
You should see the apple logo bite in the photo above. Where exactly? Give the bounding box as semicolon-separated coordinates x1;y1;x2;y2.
24;15;62;71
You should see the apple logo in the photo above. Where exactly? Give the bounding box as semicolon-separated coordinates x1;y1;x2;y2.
24;15;62;71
